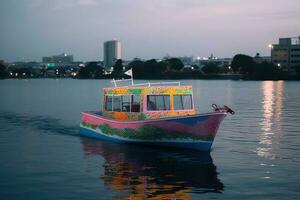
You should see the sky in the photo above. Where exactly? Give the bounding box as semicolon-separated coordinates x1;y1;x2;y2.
0;0;300;62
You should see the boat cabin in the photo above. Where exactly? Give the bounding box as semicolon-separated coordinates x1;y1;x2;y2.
102;83;196;121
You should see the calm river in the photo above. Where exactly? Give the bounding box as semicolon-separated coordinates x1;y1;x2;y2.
0;79;299;199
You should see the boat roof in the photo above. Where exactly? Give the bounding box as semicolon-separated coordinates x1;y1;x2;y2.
103;79;193;96
106;78;183;88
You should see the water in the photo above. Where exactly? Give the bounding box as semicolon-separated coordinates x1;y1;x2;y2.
0;79;299;199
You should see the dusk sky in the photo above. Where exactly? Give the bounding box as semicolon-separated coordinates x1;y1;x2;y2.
1;0;300;62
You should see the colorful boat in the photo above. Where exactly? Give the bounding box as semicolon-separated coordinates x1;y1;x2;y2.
80;79;234;151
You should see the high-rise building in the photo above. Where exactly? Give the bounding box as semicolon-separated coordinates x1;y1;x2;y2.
104;40;121;68
271;36;300;71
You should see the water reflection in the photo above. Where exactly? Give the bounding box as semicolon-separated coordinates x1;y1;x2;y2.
80;138;223;199
257;81;284;159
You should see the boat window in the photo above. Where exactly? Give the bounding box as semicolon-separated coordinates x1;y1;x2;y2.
131;95;140;112
174;95;192;110
121;95;130;112
105;96;113;111
113;96;121;111
147;96;156;110
105;95;141;113
147;95;170;111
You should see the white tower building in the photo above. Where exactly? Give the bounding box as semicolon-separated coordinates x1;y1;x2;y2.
103;39;121;68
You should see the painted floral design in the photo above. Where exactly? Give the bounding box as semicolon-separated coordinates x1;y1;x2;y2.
81;122;214;141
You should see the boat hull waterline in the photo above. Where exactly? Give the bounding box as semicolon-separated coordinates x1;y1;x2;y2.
80;111;227;151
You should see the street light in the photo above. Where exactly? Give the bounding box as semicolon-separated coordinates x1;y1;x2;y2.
268;44;273;49
277;63;281;69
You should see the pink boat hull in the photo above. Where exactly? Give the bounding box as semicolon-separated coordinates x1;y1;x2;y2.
80;111;227;151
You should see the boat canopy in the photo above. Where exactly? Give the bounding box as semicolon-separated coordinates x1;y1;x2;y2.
102;84;196;121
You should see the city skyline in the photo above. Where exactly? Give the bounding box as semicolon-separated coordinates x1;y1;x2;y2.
1;0;300;62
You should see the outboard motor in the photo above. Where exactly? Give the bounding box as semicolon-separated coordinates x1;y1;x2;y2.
212;104;235;115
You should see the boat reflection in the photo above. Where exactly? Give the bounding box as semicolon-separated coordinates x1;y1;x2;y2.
80;138;224;199
257;81;284;159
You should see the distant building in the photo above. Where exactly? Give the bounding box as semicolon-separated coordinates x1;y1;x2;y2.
104;40;121;68
253;53;271;64
195;54;232;68
271;36;300;71
42;53;74;64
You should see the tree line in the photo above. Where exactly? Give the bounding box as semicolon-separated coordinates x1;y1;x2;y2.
230;54;292;80
1;55;300;80
77;58;202;79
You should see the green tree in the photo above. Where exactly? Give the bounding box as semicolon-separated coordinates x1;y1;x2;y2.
144;59;158;75
231;54;254;74
129;59;166;78
112;59;123;77
201;63;220;74
78;62;104;79
0;63;8;78
166;58;184;71
251;62;283;79
129;59;145;78
156;61;167;74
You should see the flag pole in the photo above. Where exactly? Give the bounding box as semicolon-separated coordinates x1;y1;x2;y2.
131;68;134;86
112;78;117;87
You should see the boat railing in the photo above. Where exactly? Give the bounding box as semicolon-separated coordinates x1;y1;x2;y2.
111;78;181;87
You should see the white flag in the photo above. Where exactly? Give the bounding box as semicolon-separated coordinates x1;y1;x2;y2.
124;69;132;77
